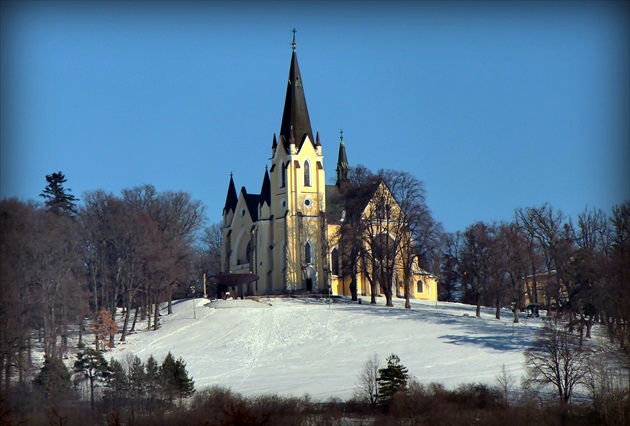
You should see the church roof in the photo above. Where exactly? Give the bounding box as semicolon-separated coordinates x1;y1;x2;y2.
279;38;314;152
223;174;238;215
241;187;261;223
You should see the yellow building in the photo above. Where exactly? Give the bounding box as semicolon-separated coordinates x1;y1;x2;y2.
221;38;437;302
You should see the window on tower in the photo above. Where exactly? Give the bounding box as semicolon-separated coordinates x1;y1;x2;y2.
304;160;311;187
305;242;312;264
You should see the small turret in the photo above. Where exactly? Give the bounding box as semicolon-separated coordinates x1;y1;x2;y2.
223;173;238;217
336;130;349;187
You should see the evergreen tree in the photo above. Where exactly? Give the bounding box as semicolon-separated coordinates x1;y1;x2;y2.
377;354;409;407
128;355;146;412
74;345;109;410
145;355;161;404
34;356;73;405
40;171;79;216
104;358;128;409
160;352;195;405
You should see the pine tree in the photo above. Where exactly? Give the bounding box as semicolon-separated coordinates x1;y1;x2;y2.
34;356;73;405
160;352;194;405
104;358;128;409
377;354;409;406
74;345;110;410
40;171;79;216
128;355;146;412
145;355;161;404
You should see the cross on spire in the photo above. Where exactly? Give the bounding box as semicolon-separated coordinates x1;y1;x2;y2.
292;28;297;51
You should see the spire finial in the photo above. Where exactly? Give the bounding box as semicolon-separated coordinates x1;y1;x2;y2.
292;28;297;51
340;129;344;144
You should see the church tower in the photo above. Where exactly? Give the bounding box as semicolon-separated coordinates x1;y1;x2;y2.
268;32;327;292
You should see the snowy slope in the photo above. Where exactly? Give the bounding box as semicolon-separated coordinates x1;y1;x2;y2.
110;297;543;400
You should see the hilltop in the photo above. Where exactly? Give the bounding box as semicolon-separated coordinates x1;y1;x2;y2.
109;296;544;400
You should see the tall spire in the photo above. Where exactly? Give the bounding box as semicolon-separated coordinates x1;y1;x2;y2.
336;130;349;187
260;166;271;207
223;173;238;215
280;29;314;152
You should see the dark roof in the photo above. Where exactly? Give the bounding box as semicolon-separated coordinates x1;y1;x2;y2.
325;185;344;224
326;180;381;224
260;168;271;207
223;174;238;215
336;139;349;186
280;49;314;152
241;187;261;222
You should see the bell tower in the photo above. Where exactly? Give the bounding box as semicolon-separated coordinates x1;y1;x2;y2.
269;31;327;292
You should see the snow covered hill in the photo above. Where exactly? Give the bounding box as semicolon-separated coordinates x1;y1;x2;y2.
109;296;544;400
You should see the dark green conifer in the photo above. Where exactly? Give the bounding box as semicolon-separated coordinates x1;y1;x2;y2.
377;354;409;406
40;171;79;216
74;345;109;410
34;356;73;405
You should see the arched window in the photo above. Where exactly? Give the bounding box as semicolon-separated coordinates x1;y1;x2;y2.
304;160;311;187
331;248;340;276
305;242;312;264
281;165;286;188
417;280;424;293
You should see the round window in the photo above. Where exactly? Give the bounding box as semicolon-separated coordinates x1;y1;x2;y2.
304;198;312;208
281;200;287;209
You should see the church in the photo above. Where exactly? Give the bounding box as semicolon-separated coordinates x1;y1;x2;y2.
220;36;437;302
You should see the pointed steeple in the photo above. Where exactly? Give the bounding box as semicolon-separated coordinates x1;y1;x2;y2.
260;166;271;207
280;30;314;152
336;130;349;187
223;173;238;215
272;133;278;150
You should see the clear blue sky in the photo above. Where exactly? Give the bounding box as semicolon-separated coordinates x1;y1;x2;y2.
1;1;628;233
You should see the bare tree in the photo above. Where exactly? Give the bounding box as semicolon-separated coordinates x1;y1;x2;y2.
525;318;591;404
440;231;463;302
515;204;573;312
460;221;495;317
378;169;442;309
355;353;380;406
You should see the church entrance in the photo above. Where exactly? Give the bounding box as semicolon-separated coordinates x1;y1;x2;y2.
305;265;317;292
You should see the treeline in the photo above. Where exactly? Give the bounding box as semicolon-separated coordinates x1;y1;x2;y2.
439;201;630;354
7;349;194;425
0;173;222;392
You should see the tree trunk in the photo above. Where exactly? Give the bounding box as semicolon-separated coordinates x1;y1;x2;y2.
130;306;139;333
78;316;84;347
495;297;501;320
147;300;152;331
513;302;519;323
476;291;481;318
153;301;159;331
120;300;131;342
167;287;173;315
